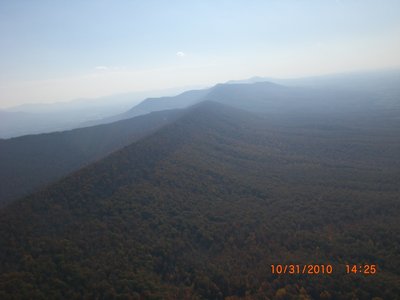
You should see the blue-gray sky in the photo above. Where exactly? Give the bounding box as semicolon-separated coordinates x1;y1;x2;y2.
1;0;400;107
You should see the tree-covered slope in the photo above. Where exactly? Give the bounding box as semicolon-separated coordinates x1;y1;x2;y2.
0;109;182;206
0;101;399;299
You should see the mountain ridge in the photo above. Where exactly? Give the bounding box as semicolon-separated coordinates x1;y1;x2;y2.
1;100;399;298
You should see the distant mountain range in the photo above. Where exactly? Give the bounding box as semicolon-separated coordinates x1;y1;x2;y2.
88;69;400;126
0;101;399;298
3;69;399;138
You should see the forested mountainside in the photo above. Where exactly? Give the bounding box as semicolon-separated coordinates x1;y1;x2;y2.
0;101;399;299
0;109;182;206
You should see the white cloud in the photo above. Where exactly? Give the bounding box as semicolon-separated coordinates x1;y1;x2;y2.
176;51;185;57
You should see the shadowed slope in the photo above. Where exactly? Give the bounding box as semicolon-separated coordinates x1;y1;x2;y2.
0;109;182;206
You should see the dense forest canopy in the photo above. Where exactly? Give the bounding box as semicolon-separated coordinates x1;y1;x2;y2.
0;101;399;299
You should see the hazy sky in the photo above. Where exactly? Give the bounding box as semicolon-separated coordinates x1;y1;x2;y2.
1;0;400;108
